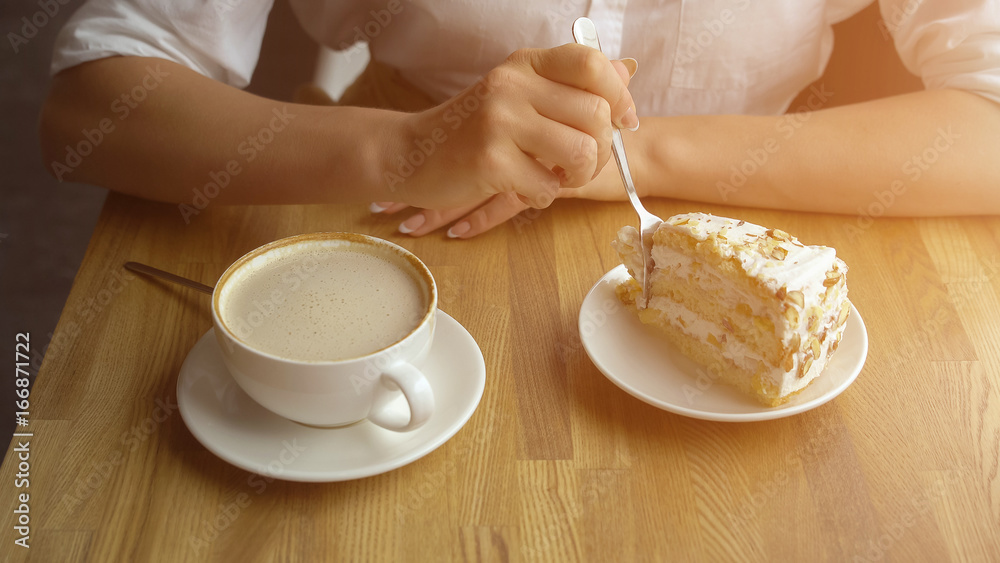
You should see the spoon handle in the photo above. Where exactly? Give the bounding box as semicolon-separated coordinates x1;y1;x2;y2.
124;262;215;295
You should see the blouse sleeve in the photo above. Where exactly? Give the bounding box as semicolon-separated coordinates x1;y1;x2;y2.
50;0;275;89
880;0;1000;104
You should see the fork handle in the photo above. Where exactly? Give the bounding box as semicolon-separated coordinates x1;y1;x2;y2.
611;129;653;219
574;20;654;220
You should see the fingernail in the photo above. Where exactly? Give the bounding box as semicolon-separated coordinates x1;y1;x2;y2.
369;202;390;213
398;214;425;234
447;222;471;238
622;58;638;78
623;107;639;131
535;191;556;208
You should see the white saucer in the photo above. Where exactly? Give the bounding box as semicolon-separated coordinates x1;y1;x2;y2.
580;265;869;422
176;310;486;482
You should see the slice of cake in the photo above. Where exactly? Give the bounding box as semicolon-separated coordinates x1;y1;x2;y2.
612;212;851;406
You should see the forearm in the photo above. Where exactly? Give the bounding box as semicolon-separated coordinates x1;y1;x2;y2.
636;88;1000;216
39;56;402;205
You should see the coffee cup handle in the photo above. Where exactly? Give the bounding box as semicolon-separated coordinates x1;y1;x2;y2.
367;362;435;432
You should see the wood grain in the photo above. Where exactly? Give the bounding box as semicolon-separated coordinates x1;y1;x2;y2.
4;189;999;562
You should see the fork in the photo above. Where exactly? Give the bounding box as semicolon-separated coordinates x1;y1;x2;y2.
572;17;662;308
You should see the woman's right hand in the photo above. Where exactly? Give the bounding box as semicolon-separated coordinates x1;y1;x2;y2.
379;43;637;210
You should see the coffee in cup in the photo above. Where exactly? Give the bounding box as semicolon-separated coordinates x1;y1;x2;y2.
219;239;427;361
211;233;437;431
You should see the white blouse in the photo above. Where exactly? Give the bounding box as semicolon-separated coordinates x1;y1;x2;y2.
51;0;1000;116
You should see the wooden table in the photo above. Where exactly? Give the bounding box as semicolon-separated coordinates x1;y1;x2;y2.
3;192;999;562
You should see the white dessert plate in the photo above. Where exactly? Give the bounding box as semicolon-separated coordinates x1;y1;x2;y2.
580;265;868;422
176;310;486;481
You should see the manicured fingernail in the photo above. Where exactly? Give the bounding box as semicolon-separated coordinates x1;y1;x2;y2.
624;107;639;131
369;202;390;213
447;222;471;238
622;58;638;78
398;214;425;234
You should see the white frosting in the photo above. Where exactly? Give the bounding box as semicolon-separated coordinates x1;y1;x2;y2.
661;213;841;297
612;227;646;285
647;296;763;373
614;212;850;400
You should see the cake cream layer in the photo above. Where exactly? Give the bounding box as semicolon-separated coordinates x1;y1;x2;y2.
646;295;764;373
613;212;851;405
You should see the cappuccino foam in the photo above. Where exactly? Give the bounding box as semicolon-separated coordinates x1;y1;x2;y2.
219;240;428;361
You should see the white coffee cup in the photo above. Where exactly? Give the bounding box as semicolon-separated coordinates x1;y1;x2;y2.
211;233;436;431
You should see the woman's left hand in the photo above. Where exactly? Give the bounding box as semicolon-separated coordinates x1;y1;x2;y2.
371;158;630;238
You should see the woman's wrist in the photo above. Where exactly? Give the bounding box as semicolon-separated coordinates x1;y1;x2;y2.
638;114;739;203
315;106;413;205
627;116;680;200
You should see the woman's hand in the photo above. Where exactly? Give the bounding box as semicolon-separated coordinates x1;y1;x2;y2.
371;156;631;238
378;43;636;210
